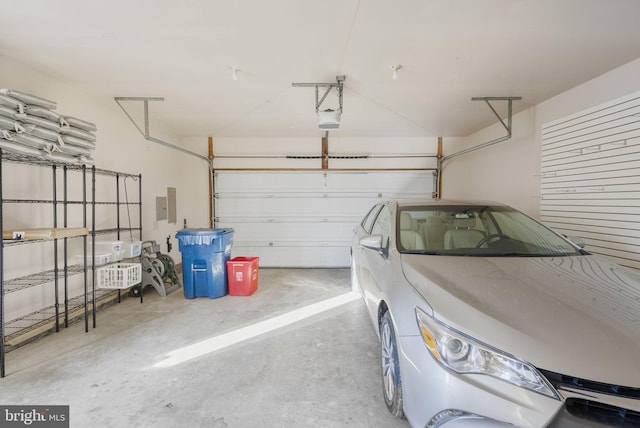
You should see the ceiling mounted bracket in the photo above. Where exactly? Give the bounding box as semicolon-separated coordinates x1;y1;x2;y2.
114;97;209;163
292;75;345;113
442;96;522;162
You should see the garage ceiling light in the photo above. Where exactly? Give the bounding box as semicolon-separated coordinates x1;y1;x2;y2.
230;66;239;81
391;65;402;80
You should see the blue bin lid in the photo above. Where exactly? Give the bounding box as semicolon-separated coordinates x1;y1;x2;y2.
175;228;234;246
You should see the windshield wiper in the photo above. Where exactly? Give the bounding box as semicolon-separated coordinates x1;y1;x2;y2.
486;253;535;257
484;252;581;257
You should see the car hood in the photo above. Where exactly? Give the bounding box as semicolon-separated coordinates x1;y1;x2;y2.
401;254;640;386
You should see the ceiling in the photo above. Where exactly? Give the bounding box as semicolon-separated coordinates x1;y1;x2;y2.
1;0;640;139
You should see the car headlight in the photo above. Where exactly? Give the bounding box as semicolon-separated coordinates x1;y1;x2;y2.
416;308;558;399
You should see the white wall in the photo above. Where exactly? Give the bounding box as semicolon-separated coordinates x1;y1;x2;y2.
442;57;640;219
1;57;210;321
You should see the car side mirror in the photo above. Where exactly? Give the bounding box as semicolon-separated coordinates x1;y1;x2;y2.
360;234;384;252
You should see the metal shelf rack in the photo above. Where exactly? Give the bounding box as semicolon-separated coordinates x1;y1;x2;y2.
0;150;142;377
89;167;142;313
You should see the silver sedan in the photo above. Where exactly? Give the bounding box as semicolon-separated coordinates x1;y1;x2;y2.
351;199;640;427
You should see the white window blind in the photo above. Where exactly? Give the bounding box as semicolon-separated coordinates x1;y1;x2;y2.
541;91;640;270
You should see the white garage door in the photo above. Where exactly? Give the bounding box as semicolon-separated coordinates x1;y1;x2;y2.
214;170;434;267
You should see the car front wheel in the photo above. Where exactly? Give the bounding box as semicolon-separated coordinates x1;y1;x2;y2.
380;310;404;418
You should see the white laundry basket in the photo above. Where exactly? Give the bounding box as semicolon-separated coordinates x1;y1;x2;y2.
97;263;142;289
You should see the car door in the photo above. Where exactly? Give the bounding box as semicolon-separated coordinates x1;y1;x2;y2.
358;204;393;325
352;204;381;283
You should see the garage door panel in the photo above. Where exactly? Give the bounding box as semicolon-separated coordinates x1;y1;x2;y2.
217;171;431;193
323;171;431;193
232;245;350;268
218;221;355;241
216;171;323;191
216;197;381;217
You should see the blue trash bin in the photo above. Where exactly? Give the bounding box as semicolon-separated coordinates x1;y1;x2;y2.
175;228;234;299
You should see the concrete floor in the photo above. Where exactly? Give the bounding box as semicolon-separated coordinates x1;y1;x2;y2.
0;268;409;428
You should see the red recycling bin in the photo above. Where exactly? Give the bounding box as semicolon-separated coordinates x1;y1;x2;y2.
227;256;259;296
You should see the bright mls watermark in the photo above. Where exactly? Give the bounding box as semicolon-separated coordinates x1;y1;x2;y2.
0;406;68;427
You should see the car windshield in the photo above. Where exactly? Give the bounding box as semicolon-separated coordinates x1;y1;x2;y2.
397;205;584;257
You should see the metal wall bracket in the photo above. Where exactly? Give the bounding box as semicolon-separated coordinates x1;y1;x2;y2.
442;96;522;162
292;76;346;113
114;97;209;162
434;96;521;200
